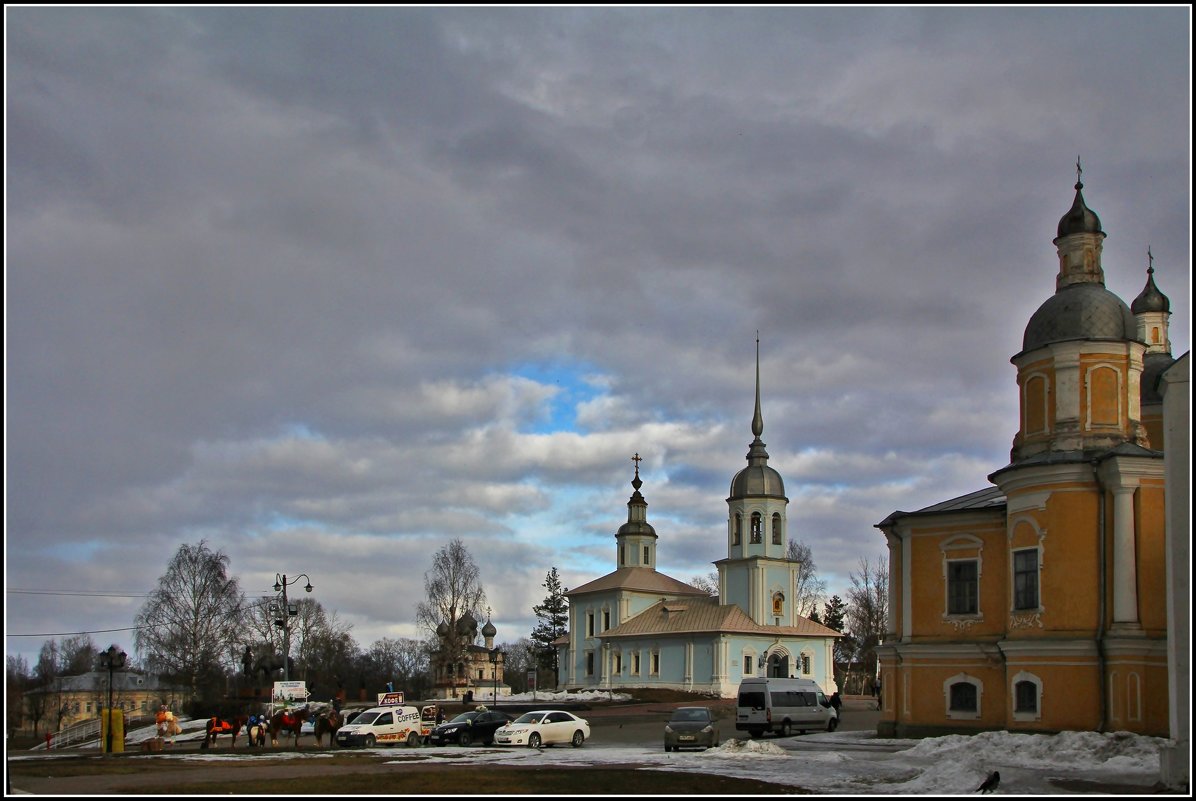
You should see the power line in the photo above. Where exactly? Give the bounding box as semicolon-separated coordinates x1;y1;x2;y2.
7;589;152;598
6;625;147;638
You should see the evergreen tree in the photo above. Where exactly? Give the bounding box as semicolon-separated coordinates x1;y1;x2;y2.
530;567;569;687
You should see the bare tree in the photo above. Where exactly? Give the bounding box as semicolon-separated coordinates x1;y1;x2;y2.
845;555;888;693
414;539;487;696
687;571;719;595
786;539;827;618
133;540;245;705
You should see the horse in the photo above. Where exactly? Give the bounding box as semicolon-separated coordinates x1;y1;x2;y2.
313;708;342;748
201;715;249;749
268;705;311;748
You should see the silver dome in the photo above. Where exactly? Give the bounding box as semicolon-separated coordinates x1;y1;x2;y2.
1022;283;1135;353
729;463;786;499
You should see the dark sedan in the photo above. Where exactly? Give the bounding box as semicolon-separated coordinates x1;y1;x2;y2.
425;709;514;747
664;706;720;751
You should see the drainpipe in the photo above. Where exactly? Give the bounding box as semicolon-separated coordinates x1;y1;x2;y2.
1093;459;1108;733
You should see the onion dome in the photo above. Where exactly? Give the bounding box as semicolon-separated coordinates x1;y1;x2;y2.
1056;179;1103;239
1131;254;1171;314
455;612;478;636
481;619;497;638
1023;283;1136;352
436;621;450;637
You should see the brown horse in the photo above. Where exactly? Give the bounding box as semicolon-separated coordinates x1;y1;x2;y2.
313;708;342;748
268;705;311;748
201;715;249;749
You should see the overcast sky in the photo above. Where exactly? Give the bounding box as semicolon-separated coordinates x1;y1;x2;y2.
6;7;1191;670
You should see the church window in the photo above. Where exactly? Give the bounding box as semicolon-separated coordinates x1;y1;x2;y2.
772;514;782;545
1151;326;1160;344
744;655;753;676
613;651;622;674
586;613;595;637
643;546;650;566
1015;680;1037;714
603;609;611;631
585;651;594;676
1013;549;1039;610
750;513;762;543
949;682;977;712
632;651;641;675
772;592;785;616
651;651;660;675
477;668;484;681
947;560;979;615
733;515;742;545
620;545;625;566
801;654;811;675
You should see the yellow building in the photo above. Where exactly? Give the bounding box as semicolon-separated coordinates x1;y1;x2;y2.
875;174;1176;738
22;670;191;735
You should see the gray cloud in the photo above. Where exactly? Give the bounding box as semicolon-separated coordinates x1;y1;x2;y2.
6;7;1189;665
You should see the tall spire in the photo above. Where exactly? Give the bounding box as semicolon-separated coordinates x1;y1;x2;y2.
751;332;764;440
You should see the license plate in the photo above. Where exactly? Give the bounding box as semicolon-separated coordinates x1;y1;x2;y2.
679;735;695;741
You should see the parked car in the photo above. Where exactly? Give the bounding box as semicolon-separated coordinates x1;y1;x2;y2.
663;706;720;751
426;709;514;747
493;710;590;748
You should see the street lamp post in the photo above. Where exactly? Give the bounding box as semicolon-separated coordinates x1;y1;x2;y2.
489;648;503;706
98;645;127;755
273;573;313;682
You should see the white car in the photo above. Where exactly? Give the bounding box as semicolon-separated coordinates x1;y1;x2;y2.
493;710;590;748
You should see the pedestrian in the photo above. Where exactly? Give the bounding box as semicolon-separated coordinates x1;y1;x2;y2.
830;691;843;712
45;732;53;750
437;707;447;725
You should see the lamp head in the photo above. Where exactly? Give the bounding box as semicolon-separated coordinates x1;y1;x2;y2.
304;583;313;593
274;581;282;592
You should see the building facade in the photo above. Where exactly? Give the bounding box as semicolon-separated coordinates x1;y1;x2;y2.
558;351;841;697
430;612;510;701
875;175;1177;738
22;670;191;734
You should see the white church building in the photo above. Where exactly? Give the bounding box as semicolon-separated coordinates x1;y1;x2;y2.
556;348;841;697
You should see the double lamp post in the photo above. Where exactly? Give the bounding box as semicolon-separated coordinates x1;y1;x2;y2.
272;573;313;682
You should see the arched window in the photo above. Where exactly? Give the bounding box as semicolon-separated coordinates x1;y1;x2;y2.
950;682;977;712
750;513;762;543
944;673;982;720
733;514;742;545
772;513;782;545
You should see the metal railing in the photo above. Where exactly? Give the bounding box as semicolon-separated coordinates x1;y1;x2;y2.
34;713;155;750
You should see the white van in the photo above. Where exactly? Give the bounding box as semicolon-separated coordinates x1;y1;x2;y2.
735;677;838;737
334;704;422;748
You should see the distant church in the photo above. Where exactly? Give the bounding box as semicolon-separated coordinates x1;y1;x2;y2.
556;348;841;697
875;171;1183;739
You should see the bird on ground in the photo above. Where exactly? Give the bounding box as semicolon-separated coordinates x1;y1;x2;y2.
977;770;1001;793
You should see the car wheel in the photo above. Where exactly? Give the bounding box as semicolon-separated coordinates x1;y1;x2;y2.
459;731;473;747
364;734;376;748
571;730;585;748
780;722;792;738
407;732;420;747
528;733;541;749
827;717;839;732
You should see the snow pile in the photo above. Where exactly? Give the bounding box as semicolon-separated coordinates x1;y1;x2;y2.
709;738;788;756
474;689;633;704
902;729;1165;773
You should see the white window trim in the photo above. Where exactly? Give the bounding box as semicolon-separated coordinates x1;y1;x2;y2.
1011;671;1043;722
944;673;983;720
